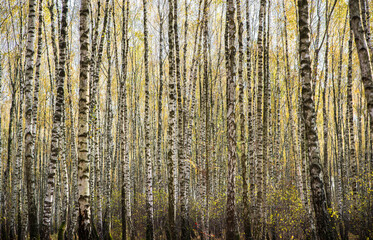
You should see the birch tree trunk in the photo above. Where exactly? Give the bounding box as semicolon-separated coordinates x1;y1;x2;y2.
2;78;16;240
349;0;373;185
238;0;251;238
297;0;336;239
173;0;182;216
323;27;332;209
262;4;270;237
255;1;266;234
351;0;373;132
88;0;99;228
167;0;177;238
157;2;164;189
103;7;113;240
180;2;190;238
32;0;43;137
121;1;131;239
346;29;354;239
201;0;209;237
334;21;347;238
143;0;154;238
183;1;203;235
11;72;25;239
60;109;69;233
67;59;79;239
24;0;39;237
92;2;110;235
246;1;256;228
359;0;373;67
77;0;92;236
225;0;238;238
33;1;43;233
351;7;373;235
41;0;68;237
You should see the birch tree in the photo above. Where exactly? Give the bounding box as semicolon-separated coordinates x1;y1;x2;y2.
167;0;177;238
41;0;68;237
77;0;92;236
225;0;238;238
297;0;336;238
24;0;40;236
143;0;154;238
